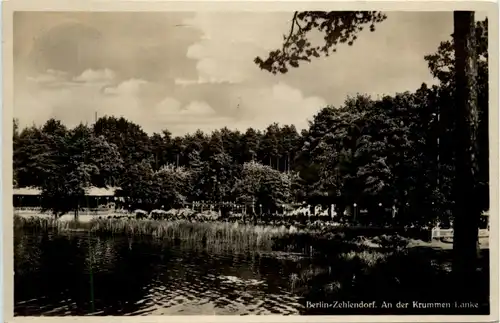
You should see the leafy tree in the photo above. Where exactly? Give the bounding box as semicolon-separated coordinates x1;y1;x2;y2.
13;119;69;190
116;159;156;211
185;130;208;161
233;161;292;215
199;152;238;203
153;165;191;209
233;161;264;209
241;128;262;162
169;136;185;167
68;124;124;188
207;130;225;157
40;161;94;218
14;126;53;188
254;10;486;287
37;123;124;218
221;127;244;164
254;11;387;74
258;167;292;214
424;17;489;214
86;135;123;188
150;132;168;171
259;123;281;169
93;116;151;174
186;149;207;201
279;124;300;172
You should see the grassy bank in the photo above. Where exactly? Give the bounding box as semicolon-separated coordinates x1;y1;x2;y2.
15;213;489;255
14;215;304;250
14;214;421;257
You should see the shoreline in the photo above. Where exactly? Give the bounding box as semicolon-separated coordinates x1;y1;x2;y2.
14;212;490;251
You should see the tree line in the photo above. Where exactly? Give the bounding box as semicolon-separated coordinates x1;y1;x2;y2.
13;18;488;227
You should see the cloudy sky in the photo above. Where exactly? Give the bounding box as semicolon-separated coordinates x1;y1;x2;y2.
13;11;478;135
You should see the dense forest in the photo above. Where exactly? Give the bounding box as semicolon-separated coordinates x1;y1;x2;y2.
13;19;489;227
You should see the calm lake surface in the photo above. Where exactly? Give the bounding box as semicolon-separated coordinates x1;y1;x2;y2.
15;230;314;316
14;229;491;316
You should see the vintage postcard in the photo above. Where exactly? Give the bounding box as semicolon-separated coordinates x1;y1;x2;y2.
2;0;499;322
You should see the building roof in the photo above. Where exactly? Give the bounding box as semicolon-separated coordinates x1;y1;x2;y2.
87;187;118;196
13;187;41;196
13;187;118;196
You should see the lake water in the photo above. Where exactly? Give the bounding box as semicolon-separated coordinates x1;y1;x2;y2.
15;230;316;316
14;229;491;316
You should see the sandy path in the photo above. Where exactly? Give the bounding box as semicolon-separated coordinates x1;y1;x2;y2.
408;237;489;249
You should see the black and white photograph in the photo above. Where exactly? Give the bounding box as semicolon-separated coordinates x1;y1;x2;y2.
3;1;498;320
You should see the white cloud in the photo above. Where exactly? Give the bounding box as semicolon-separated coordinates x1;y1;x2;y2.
181;101;215;116
73;68;116;83
150;98;232;135
155;97;183;115
183;12;290;84
155;98;215;118
103;78;148;96
151;82;326;135
175;77;231;86
234;82;327;131
26;69;68;84
16;69;326;136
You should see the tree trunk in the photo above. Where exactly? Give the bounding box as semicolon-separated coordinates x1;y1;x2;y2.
74;198;80;221
452;11;481;297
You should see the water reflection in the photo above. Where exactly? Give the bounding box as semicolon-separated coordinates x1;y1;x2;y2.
15;231;310;316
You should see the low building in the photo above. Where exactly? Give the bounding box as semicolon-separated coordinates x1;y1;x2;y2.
13;187;42;208
13;187;118;208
